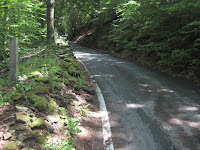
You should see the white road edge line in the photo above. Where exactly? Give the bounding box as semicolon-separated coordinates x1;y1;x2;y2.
76;58;115;150
96;84;115;150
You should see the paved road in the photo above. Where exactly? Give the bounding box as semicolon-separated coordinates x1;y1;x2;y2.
71;43;200;150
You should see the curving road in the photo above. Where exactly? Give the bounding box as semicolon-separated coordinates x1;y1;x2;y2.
71;43;200;150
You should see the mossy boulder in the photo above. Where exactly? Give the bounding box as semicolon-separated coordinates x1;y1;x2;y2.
11;91;23;101
27;93;47;111
48;98;59;114
29;118;44;128
16;112;30;124
3;141;20;150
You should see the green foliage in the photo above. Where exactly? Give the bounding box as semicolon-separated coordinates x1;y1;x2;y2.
0;90;13;105
42;107;81;150
79;104;90;116
70;0;200;77
0;0;46;60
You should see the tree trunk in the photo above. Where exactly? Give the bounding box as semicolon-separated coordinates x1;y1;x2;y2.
47;0;55;44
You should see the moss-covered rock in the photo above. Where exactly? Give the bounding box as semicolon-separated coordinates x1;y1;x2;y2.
28;71;43;78
30;85;49;94
35;77;51;84
3;141;20;150
11;91;23;101
16;112;30;124
29;118;44;128
36;135;46;144
27;93;47;111
55;82;62;90
48;98;59;114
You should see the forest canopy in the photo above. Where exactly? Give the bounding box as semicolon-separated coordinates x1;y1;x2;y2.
0;0;200;80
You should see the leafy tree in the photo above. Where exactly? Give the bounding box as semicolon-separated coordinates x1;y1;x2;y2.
0;0;46;61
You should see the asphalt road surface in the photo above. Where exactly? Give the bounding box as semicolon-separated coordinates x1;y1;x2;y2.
71;43;200;150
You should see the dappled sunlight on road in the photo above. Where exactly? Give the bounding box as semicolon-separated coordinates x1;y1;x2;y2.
178;106;198;111
169;118;200;129
126;103;145;109
93;74;114;78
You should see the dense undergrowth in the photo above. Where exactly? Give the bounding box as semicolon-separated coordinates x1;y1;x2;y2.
0;42;89;150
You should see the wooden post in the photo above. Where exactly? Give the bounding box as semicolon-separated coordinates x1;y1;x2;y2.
10;37;18;82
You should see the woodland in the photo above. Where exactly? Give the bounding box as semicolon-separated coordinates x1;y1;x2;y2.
1;0;200;80
0;0;200;149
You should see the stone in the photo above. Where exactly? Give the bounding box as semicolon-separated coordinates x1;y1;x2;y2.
18;132;36;142
8;130;15;135
17;141;25;149
15;124;32;132
29;117;44;128
47;115;60;124
3;132;12;140
18;133;25;142
83;87;96;95
15;105;29;112
29;140;36;147
7;121;15;127
44;120;54;133
15;112;29;124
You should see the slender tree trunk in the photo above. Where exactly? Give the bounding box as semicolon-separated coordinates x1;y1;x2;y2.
47;0;55;44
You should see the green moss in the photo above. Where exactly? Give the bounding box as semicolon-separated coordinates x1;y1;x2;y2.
55;82;62;90
0;86;4;90
16;112;30;123
48;98;59;114
29;118;44;128
4;141;20;150
63;79;70;85
68;67;81;77
53;77;63;82
11;91;23;100
73;84;81;91
35;77;51;83
30;85;49;94
32;130;40;135
64;58;73;62
27;93;47;111
36;136;46;144
28;71;43;78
